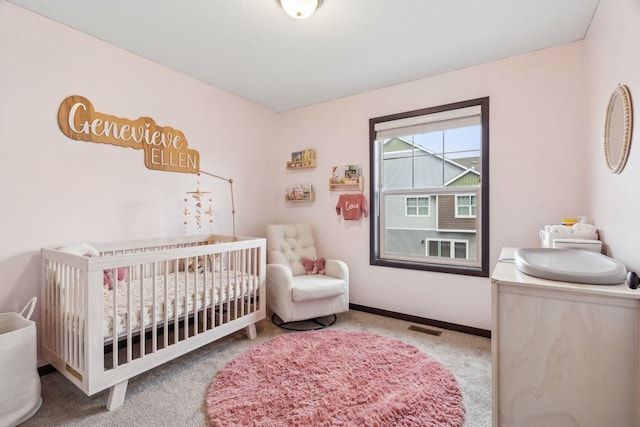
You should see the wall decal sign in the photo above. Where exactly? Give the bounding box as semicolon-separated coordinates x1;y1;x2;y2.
57;95;199;173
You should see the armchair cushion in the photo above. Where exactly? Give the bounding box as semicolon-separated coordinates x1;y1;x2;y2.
292;275;346;302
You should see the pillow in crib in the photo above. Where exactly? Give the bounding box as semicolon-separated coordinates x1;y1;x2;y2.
187;255;208;273
104;267;127;290
188;253;228;272
57;243;100;257
181;239;228;272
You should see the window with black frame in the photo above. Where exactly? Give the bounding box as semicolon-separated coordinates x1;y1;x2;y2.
369;97;489;276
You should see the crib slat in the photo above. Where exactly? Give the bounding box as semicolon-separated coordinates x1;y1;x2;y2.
151;262;157;354
202;255;208;332
64;265;72;365
251;247;257;313
243;248;248;316
174;265;180;345
54;264;61;357
163;260;170;350
217;264;223;327
73;268;80;369
192;258;197;337
59;265;66;362
228;253;233;324
126;267;133;364
240;249;245;317
80;268;86;371
111;268;119;369
213;253;218;325
232;251;238;321
139;263;145;358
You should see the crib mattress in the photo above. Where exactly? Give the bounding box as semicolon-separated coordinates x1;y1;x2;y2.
103;270;257;339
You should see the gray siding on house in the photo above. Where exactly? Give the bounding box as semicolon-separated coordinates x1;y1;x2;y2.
383;229;478;261
383;229;426;257
383;151;464;189
384;194;436;229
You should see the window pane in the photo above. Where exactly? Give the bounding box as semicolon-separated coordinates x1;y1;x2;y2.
454;242;467;259
456;194;477;217
441;241;451;258
406;196;429;216
370;97;489;276
428;240;439;257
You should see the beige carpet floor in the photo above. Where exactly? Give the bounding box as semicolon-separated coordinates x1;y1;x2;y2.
20;310;491;426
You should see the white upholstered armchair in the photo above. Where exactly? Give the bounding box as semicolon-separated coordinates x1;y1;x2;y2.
266;223;349;328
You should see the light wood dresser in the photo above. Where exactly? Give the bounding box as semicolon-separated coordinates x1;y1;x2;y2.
491;247;640;426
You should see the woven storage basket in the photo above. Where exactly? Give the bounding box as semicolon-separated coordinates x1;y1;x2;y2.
0;298;42;426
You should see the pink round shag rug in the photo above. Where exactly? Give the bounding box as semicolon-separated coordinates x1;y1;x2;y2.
205;330;465;426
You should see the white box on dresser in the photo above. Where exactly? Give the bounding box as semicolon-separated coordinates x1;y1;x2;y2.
492;248;640;427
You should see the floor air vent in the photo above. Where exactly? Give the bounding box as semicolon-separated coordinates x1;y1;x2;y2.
408;325;443;336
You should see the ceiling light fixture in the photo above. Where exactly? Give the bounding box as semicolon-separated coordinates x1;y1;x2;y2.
279;0;320;20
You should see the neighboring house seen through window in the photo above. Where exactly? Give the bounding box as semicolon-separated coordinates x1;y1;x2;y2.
369;97;489;276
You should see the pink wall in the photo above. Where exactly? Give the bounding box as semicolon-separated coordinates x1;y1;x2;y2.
3;0;632;335
278;43;588;330
585;0;640;270
0;2;280;320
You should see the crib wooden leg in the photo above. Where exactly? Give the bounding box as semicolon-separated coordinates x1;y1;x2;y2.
106;379;129;411
246;323;257;340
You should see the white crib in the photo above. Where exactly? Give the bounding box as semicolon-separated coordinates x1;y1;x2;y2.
40;234;265;410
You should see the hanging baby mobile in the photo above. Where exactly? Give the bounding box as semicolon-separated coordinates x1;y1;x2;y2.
184;173;214;234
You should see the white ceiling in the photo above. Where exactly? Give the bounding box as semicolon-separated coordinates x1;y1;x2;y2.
8;0;600;112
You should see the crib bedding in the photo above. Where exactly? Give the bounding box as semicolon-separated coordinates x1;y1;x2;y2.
103;270;258;338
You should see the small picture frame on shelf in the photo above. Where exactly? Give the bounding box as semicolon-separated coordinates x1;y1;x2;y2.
287;148;316;169
291;151;303;163
331;164;362;184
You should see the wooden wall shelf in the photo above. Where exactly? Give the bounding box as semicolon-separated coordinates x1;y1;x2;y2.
286;159;317;169
285;192;316;202
329;177;364;192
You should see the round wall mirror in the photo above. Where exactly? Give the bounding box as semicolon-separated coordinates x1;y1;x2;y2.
604;85;633;174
